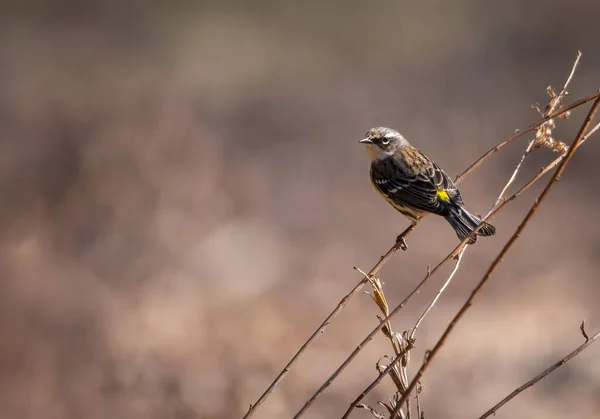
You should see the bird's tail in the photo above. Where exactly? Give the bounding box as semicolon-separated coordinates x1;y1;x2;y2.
445;206;496;244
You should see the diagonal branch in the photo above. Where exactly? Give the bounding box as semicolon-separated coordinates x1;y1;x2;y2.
342;344;414;419
491;51;582;210
409;246;466;342
478;328;600;419
455;90;600;184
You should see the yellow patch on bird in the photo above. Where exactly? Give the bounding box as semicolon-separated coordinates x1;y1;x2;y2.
436;189;450;201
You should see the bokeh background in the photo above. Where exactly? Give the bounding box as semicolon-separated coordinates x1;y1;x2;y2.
1;1;600;418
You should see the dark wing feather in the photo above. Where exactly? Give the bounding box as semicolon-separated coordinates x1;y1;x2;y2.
371;158;461;216
428;162;465;206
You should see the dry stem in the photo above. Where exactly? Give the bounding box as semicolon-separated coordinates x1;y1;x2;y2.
478;328;600;419
409;246;466;342
455;90;600;184
491;51;581;211
342;345;414;419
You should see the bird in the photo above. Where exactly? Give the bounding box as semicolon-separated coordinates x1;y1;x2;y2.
359;127;495;245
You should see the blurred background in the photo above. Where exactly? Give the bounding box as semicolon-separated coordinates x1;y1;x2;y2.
1;1;600;418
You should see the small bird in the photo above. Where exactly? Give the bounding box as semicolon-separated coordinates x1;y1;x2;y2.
360;127;495;245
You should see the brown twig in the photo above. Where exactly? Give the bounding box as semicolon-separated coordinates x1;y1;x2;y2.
409;246;467;342
478;328;600;419
341;344;414;419
455;90;600;184
580;320;590;342
243;89;600;419
357;404;387;419
491;51;582;210
388;95;600;419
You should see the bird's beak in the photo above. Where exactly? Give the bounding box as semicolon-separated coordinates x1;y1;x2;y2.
359;138;373;144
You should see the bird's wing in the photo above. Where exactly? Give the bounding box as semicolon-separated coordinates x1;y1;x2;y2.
429;162;465;205
371;159;461;216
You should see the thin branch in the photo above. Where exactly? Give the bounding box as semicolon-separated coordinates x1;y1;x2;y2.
243;89;600;419
357;404;386;419
388;95;600;419
415;382;423;419
492;51;582;209
478;329;600;419
410;246;466;341
455;90;600;184
341;345;413;419
580;320;590;342
584;121;600;140
491;140;534;210
561;50;583;93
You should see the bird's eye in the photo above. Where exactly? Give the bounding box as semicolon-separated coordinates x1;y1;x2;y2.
381;137;390;145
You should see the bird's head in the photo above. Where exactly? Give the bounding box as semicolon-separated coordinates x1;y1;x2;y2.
359;127;409;160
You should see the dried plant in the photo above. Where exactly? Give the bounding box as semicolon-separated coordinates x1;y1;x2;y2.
244;52;600;419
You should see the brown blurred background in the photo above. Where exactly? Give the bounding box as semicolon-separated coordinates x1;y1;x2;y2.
1;1;600;418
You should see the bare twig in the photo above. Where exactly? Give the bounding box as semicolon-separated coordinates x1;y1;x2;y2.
478;328;600;419
581;320;590;342
560;51;582;95
584;121;600;141
455;90;600;184
415;382;423;419
244;90;600;419
388;95;600;419
341;344;414;419
491;51;582;210
357;404;387;419
409;246;467;341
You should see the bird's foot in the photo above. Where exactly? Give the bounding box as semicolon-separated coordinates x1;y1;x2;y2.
396;235;408;251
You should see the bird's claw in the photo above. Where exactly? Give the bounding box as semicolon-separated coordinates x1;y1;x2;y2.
396;235;408;251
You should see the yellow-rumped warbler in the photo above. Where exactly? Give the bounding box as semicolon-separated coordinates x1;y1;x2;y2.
360;127;495;244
